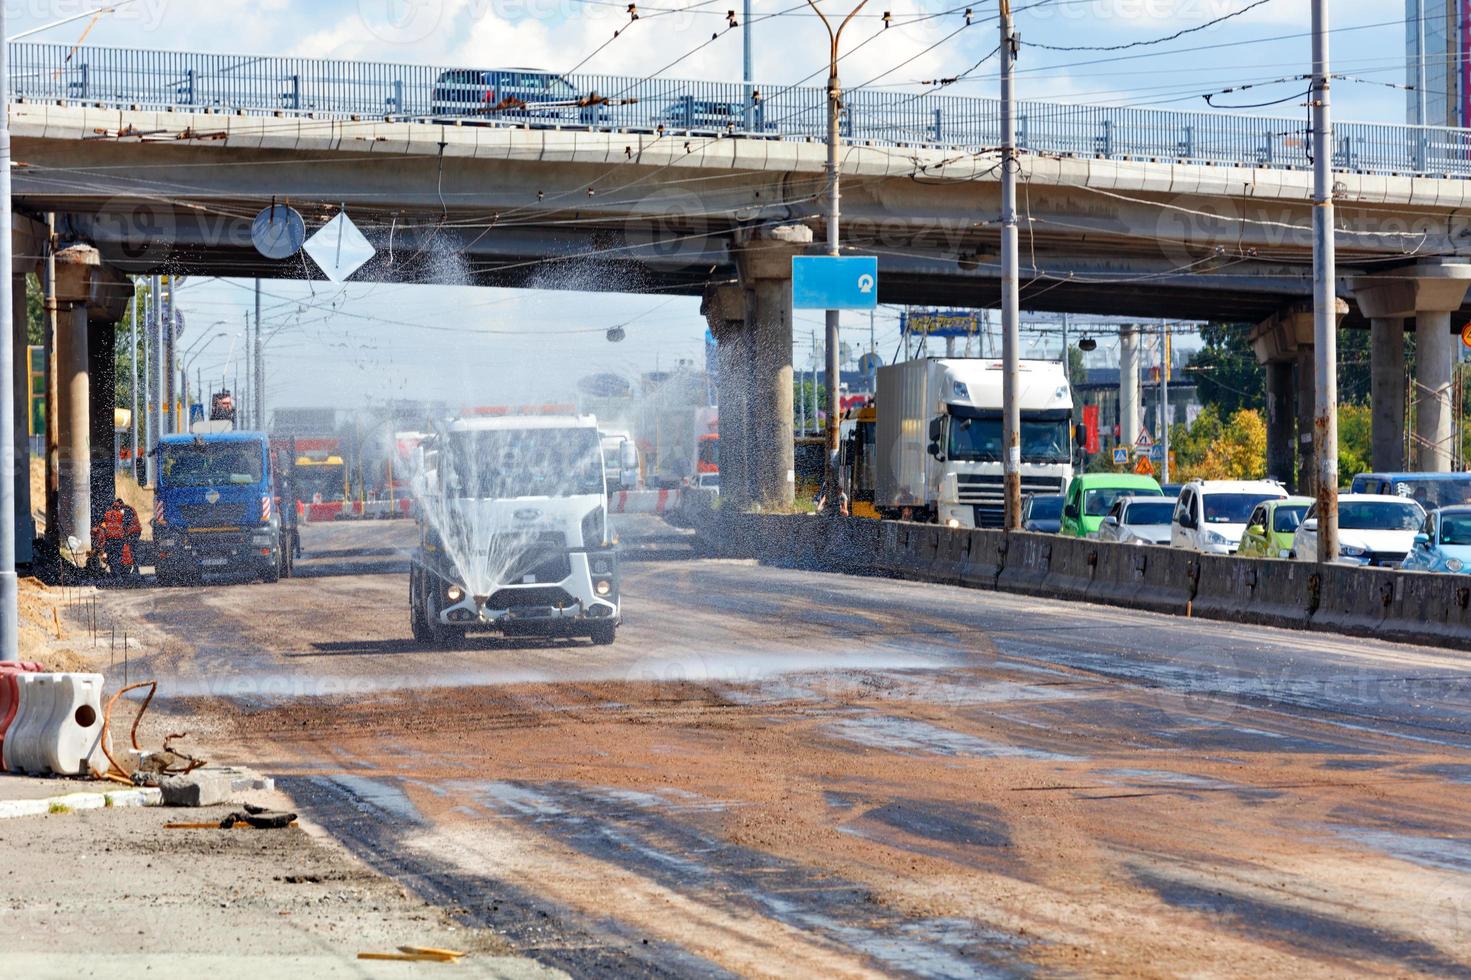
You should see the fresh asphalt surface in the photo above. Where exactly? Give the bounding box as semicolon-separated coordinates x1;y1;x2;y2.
90;515;1471;977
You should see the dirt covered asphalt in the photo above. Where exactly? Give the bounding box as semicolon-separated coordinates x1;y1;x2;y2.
61;516;1471;977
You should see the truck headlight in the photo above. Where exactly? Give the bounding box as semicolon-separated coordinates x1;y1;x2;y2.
595;580;611;596
447;585;464;602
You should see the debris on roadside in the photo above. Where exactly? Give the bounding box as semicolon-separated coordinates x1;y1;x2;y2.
165;803;298;830
358;946;467;963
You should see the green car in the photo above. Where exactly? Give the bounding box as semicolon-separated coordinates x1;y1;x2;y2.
1060;473;1164;538
1237;496;1313;559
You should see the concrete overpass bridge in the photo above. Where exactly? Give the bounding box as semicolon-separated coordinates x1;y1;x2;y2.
10;42;1471;555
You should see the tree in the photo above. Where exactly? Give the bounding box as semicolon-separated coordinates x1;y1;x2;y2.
1170;406;1268;481
1338;403;1372;480
1185;323;1263;418
792;377;827;433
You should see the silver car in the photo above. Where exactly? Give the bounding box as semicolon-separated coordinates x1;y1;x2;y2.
1097;495;1177;546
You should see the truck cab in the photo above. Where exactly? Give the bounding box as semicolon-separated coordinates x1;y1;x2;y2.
409;414;620;646
152;431;291;585
875;358;1074;528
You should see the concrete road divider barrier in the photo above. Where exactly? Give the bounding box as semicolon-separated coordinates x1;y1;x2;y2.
3;673;107;776
1215;558;1315;630
928;526;969;585
1083;543;1191;614
1042;536;1100;602
821;518;880;576
1311;562;1399;639
961;530;1007;590
997;532;1054;596
1377;570;1471;651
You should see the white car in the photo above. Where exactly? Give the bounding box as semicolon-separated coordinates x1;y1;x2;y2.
1290;494;1426;566
1171;480;1288;554
1097;495;1177;546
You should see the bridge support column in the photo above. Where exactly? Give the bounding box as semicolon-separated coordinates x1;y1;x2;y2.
1265;361;1294;486
55;301;90;552
1352;260;1471;473
1416;310;1456;471
1118;324;1140;448
703;284;750;509
1249;299;1347;494
1369;317;1406;471
734;224;813;512
51;245;129;554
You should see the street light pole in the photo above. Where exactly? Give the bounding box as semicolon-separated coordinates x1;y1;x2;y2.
1000;1;1022;529
1311;0;1339;562
805;0;868;500
742;0;754;131
0;0;17;660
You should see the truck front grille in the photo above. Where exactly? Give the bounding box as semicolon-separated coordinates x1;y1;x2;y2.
955;474;1065;505
178;504;250;527
485;586;577;610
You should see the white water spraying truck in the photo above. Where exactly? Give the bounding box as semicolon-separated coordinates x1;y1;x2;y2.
408;413;620;645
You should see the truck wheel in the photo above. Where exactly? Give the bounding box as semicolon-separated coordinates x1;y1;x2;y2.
409;570;431;643
429;621;466;647
589;622;616;646
262;561;280;585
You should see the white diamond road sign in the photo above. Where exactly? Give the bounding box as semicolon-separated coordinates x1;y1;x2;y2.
304;211;375;282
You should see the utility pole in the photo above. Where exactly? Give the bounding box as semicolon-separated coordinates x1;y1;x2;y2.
140;282;150;482
129;283;139;481
1311;0;1338;562
1160;322;1171;484
0;0;16;660
999;1;1022;529
806;0;868;501
254;279;264;432
742;0;754;131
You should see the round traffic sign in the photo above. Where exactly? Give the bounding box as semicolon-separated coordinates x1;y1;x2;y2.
1461;321;1471;349
251;204;307;260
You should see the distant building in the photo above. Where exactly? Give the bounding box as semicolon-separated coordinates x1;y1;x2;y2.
1407;0;1469;126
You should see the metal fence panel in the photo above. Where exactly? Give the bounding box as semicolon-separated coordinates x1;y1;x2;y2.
9;42;1471;177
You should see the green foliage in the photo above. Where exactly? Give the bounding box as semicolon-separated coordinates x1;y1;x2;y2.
793;377;827;432
1337;403;1372;480
1186;324;1264;418
1171;406;1268;481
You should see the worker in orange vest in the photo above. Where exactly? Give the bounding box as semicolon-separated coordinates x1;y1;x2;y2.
100;498;143;580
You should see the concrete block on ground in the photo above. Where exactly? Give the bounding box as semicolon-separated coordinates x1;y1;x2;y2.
159;766;273;807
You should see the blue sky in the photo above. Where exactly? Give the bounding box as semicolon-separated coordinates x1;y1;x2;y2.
13;0;1412;409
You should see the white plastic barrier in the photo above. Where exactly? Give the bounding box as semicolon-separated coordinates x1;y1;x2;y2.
609;489;681;515
4;673;107;776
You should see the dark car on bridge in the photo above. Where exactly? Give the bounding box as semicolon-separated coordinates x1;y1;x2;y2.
430;68;607;126
654;96;770;133
1021;493;1064;534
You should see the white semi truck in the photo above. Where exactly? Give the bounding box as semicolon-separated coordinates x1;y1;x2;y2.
600;429;640;493
408;414;620;645
875;358;1075;528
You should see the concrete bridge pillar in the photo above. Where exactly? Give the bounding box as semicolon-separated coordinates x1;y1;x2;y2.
1369;317;1406;471
1249;299;1346;494
703;284;751;509
733;224;813;512
1265;361;1294;485
1118;325;1140;449
51;245;129;553
1352;261;1471;473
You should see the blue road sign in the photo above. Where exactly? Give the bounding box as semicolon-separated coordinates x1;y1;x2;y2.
1149;444;1165;462
792;256;878;310
1112;447;1129;465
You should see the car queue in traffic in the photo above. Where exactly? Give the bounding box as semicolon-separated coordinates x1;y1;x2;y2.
1020;470;1471;574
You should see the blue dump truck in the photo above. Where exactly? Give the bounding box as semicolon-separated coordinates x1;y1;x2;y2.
151;431;297;585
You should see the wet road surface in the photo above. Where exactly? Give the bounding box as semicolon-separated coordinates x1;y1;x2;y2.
90;516;1471;977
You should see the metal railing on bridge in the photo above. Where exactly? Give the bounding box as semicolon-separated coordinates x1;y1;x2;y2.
10;41;1471;178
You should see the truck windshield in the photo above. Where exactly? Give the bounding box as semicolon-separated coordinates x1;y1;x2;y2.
159;443;263;487
445;428;603;498
948;412;1071;463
